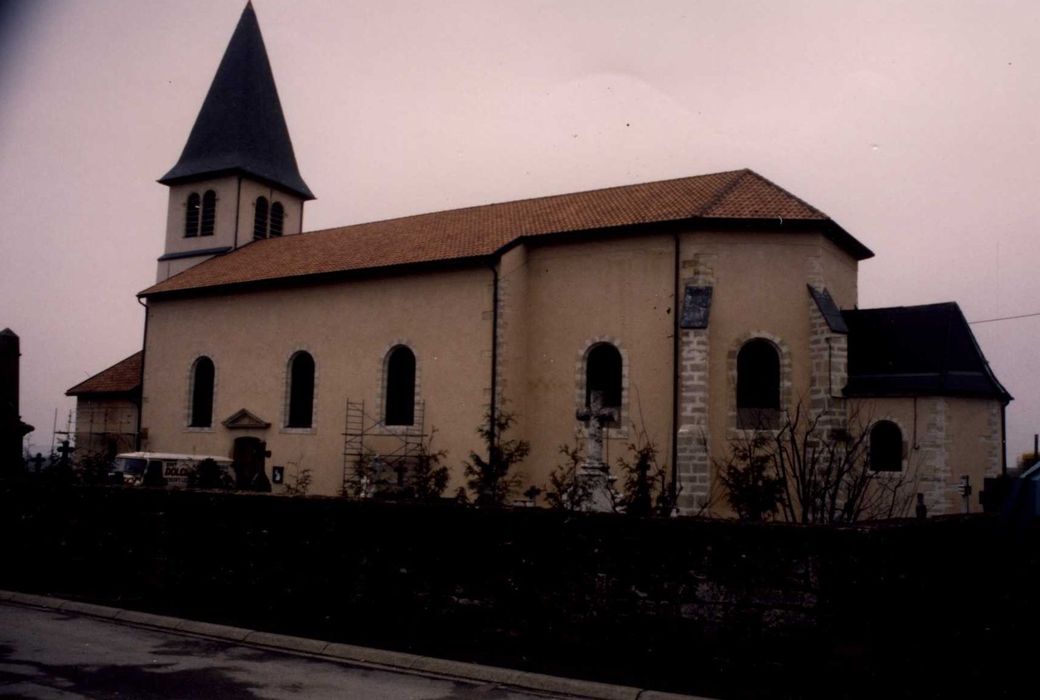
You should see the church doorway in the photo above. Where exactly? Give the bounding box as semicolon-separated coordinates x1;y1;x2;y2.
232;436;269;491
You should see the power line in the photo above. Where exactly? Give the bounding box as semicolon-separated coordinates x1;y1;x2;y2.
969;311;1040;325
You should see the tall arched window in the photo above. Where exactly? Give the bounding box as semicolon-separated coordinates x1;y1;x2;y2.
287;351;315;428
585;342;622;426
253;196;269;240
189;356;214;427
870;421;903;472
270;202;284;237
384;346;416;426
737;339;781;429
185;193;200;238
200;190;216;236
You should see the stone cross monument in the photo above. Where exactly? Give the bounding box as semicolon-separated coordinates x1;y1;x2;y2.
575;390;618;511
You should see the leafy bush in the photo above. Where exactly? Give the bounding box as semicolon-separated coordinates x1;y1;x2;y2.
464;409;529;507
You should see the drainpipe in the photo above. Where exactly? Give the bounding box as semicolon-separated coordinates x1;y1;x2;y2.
135;296;149;451
670;231;680;498
233;176;242;249
488;260;500;453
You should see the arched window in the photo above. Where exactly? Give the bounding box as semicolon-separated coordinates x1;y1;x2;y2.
200;190;216;236
384;346;416;426
253;196;269;240
585;343;622;426
185;193;200;237
189;356;214;427
870;421;903;472
737;339;781;429
287;351;315;428
269;202;284;237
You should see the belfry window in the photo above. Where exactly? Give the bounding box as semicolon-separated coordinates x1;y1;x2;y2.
270;202;284;237
869;421;903;472
200;190;216;236
253;197;269;240
189;356;214;428
585;343;622;427
384;346;416;426
287;351;315;428
185;193;200;237
737;339;781;429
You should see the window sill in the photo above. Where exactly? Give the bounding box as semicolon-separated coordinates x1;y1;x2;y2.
281;427;316;435
376;423;422;437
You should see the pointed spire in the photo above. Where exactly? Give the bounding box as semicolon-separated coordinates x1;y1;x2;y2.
160;2;314;199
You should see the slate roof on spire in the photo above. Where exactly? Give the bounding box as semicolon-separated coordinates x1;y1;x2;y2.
159;2;313;199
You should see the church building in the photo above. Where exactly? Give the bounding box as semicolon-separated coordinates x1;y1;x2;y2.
81;4;1011;516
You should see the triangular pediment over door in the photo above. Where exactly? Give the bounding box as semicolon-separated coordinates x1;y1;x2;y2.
222;408;271;430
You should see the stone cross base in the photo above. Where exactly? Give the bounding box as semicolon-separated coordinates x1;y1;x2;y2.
578;461;617;512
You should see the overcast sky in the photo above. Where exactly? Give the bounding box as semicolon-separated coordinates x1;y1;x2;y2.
2;0;1038;464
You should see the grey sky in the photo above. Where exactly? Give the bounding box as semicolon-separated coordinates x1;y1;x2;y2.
2;0;1038;463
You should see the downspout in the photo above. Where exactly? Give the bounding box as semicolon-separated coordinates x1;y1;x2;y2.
670;231;680;498
488;260;500;453
233;176;243;249
135;296;150;451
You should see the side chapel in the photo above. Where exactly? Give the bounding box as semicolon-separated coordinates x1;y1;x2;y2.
78;4;1010;515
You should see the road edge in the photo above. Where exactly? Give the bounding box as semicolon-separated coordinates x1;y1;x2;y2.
0;589;706;700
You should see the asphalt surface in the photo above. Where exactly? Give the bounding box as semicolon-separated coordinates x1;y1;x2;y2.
0;594;701;700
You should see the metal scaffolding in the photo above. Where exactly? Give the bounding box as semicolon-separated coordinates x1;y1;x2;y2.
341;398;425;497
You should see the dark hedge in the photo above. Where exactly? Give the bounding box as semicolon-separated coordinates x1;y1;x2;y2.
1;483;1035;699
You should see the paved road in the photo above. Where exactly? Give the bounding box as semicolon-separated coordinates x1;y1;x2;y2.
0;603;562;699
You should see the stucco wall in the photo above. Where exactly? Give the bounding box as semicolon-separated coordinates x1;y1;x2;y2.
142;265;492;496
686;230;857;509
518;232;675;491
144;222;1002;516
850;396;1003;515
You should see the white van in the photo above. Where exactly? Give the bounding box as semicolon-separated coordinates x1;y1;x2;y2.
112;452;233;488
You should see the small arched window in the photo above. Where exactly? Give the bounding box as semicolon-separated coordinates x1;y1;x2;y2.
385;346;416;426
185;193;200;238
870;421;904;472
585;343;622;426
287;351;315;428
253;197;269;240
737;339;781;429
269;202;284;237
189;356;214;427
200;190;216;236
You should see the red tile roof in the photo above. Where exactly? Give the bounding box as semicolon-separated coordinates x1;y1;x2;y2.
66;351;143;396
141;169;871;298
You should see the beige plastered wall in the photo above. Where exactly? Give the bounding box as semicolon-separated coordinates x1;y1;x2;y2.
141;265;492;496
498;226;859;508
850;396;1004;515
687;229;858;511
143;224;868;507
508;232;676;490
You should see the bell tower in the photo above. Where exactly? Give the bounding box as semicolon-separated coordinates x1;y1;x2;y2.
156;2;314;282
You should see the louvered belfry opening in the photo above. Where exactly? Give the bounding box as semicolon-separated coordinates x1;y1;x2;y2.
254;197;269;239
